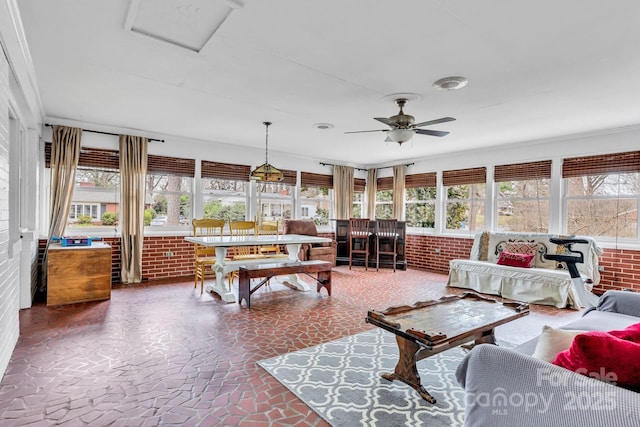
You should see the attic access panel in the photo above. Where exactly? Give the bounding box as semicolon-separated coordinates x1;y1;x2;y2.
125;0;240;52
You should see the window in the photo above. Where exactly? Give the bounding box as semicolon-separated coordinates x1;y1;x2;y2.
405;172;436;228
564;151;640;239
352;178;365;218
67;167;120;234
45;144;122;236
257;169;295;222
495;161;551;233
443;167;486;231
201;161;250;221
145;155;195;228
300;172;332;226
375;176;393;219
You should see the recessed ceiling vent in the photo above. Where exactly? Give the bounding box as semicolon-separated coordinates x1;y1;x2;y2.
432;76;468;91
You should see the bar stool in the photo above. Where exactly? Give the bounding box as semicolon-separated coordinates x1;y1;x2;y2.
349;218;371;270
375;219;398;272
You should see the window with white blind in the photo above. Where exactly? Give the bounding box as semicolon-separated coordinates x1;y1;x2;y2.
495;160;551;233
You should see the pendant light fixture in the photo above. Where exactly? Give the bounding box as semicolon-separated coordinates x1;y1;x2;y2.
250;121;284;182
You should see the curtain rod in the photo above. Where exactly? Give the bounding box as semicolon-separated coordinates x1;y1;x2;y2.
45;124;165;143
319;161;414;171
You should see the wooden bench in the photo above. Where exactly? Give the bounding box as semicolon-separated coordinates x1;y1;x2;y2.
238;260;332;308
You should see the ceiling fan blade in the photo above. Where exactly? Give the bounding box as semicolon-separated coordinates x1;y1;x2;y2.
374;117;395;126
413;117;456;128
415;129;450;137
344;129;388;134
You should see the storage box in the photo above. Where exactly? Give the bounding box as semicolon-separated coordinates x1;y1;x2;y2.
61;236;92;247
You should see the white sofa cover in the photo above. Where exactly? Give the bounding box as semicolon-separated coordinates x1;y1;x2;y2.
447;231;603;308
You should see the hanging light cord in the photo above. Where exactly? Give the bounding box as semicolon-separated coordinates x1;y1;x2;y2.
263;121;271;168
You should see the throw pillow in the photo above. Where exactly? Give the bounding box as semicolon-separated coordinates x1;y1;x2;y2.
497;251;534;268
552;322;640;390
532;325;587;363
505;241;539;265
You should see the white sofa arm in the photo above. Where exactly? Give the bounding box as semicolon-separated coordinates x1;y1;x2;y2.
456;344;640;427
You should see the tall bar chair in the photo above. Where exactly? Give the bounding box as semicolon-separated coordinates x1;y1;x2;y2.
375;219;398;272
192;218;225;294
349;218;371;270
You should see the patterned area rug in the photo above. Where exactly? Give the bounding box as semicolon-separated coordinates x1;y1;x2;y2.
258;328;475;427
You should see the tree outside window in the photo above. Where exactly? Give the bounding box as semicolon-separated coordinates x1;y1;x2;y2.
146;174;192;227
202;178;247;221
445;184;485;231
405;186;436;228
496;179;549;232
352;192;363;218
566;173;639;238
375;190;393;219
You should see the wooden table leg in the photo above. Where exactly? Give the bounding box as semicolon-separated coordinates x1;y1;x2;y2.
381;335;437;403
317;270;331;295
462;328;497;351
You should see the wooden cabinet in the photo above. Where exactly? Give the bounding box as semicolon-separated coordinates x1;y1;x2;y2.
335;220;407;270
47;242;112;306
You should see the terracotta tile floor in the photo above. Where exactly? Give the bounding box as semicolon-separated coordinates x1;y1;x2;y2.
0;267;583;426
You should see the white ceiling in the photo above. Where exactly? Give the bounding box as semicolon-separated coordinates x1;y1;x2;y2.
16;0;640;167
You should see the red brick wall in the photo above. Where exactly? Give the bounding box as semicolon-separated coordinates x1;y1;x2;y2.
598;249;640;293
38;234;640;293
39;232;338;285
405;235;474;274
404;234;640;294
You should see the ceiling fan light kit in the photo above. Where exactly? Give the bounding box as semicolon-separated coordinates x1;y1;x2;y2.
250;121;284;182
345;97;456;145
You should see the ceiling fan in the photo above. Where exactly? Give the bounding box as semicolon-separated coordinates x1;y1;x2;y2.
345;98;455;145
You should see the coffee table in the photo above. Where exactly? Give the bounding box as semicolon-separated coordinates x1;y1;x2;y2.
365;292;529;403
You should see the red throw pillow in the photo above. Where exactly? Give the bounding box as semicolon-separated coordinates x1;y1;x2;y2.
552;322;640;390
496;251;534;268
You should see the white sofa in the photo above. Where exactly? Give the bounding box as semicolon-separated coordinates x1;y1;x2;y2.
447;231;603;308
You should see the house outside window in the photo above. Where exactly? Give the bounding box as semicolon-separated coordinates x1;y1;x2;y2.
443;167;486;232
201;161;251;221
202;178;248;221
405;172;436;228
67;171;119;234
300;172;333;226
495;160;551;233
257;180;294;222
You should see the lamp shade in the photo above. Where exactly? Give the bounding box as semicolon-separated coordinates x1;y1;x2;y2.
250;121;284;181
388;128;415;144
250;163;284;182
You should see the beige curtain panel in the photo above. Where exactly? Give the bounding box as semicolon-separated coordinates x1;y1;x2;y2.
119;134;148;284
366;168;377;219
392;164;406;220
333;165;354;219
43;125;83;288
